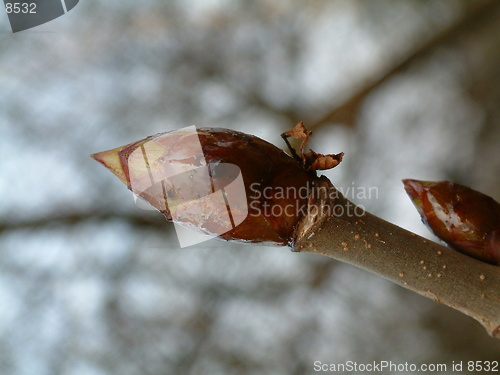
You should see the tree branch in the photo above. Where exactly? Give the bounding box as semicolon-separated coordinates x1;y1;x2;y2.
85;125;500;338
293;177;500;338
0;212;165;233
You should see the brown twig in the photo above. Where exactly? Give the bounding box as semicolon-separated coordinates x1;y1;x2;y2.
292;177;500;337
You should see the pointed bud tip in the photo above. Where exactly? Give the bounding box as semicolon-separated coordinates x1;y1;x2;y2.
90;146;128;185
402;179;435;199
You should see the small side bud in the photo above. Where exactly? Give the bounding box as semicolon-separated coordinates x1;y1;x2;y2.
403;179;500;265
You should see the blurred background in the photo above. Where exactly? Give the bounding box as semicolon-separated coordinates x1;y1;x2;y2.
1;0;499;374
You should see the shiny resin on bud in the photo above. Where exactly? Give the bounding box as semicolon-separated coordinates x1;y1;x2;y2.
403;179;500;265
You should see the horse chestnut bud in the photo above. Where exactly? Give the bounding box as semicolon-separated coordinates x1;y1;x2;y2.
403;179;500;265
92;125;342;247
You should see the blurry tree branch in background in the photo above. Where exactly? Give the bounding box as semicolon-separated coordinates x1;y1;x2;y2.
307;0;499;130
0;213;165;233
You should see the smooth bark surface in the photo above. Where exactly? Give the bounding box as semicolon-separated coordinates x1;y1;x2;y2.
293;177;500;338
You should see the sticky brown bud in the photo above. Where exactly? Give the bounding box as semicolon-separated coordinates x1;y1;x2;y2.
92;127;327;246
403;179;500;265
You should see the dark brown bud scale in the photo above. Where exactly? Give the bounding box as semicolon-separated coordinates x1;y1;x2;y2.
403;179;500;265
